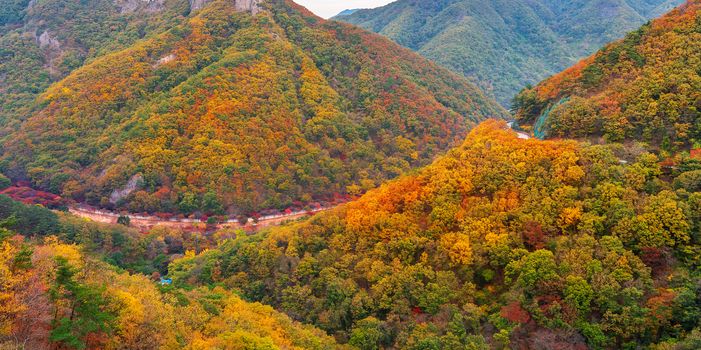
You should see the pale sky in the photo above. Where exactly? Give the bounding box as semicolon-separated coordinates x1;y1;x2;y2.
294;0;395;18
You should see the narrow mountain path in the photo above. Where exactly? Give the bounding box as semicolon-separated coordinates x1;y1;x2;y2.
67;205;332;232
507;121;531;139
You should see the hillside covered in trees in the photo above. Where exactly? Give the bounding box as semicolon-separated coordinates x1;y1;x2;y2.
0;0;506;217
513;0;701;151
2;1;701;350
0;186;356;349
1;118;699;349
336;0;684;105
168;121;701;349
0;224;349;349
0;0;190;131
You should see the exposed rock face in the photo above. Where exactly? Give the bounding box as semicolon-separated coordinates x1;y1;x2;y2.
36;30;63;76
116;0;166;13
37;30;60;50
109;174;144;204
190;0;261;14
189;0;209;11
235;0;261;14
155;53;176;67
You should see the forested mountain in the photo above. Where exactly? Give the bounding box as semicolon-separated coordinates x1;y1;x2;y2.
513;0;701;152
168;120;701;349
336;0;685;105
335;9;360;17
0;0;506;216
0;0;191;129
2;1;700;349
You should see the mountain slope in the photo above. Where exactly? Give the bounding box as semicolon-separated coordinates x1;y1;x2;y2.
336;0;685;105
0;225;349;349
1;0;506;215
513;0;701;149
169;120;701;348
335;9;359;17
0;0;192;131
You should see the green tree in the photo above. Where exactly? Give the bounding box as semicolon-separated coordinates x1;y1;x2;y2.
0;174;11;190
577;321;608;349
49;257;115;349
202;190;224;215
564;276;594;315
505;250;560;296
116;215;130;227
674;170;701;192
178;192;198;215
349;317;384;350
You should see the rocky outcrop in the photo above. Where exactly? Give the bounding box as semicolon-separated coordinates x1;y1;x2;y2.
235;0;261;14
188;0;209;11
109;174;144;204
36;30;63;76
115;0;166;13
154;53;176;67
37;30;60;50
190;0;261;14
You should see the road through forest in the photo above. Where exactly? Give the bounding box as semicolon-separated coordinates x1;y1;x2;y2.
66;122;529;232
67;205;331;232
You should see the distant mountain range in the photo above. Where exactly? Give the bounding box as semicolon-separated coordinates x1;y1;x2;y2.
335;8;359;17
335;0;685;105
514;0;701;149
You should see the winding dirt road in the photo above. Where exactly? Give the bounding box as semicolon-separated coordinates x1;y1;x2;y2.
507;121;531;139
68;206;331;232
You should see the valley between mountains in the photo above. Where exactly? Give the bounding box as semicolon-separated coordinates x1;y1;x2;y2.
0;0;700;349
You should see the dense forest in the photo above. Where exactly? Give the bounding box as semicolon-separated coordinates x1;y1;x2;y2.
0;187;358;349
1;0;701;349
0;0;190;131
167;121;701;349
0;0;506;217
513;1;701;151
336;0;684;105
3;120;699;349
0;222;349;349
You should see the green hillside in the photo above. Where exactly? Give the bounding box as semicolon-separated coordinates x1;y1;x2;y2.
336;0;684;105
513;1;701;150
169;120;701;348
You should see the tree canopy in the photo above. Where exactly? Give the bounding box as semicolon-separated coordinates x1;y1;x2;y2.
513;1;701;150
168;120;701;349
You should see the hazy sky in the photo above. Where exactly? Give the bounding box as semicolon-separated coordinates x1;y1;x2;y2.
295;0;395;18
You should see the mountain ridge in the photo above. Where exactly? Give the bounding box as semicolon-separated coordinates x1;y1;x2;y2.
335;9;360;17
513;0;701;149
335;0;686;105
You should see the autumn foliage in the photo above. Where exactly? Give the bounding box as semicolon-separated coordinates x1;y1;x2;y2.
169;120;701;348
1;0;505;217
0;230;349;349
514;0;701;150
